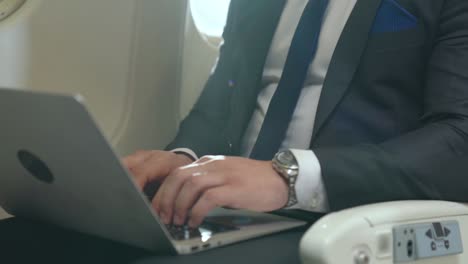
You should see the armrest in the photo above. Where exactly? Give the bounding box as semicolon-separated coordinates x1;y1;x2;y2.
300;201;468;264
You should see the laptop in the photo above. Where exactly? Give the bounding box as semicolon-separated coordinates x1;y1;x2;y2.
0;88;306;254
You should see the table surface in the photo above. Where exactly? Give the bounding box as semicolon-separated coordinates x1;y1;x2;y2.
0;216;319;264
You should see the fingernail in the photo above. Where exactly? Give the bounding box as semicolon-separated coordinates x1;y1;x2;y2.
160;212;168;224
188;220;196;228
174;215;182;225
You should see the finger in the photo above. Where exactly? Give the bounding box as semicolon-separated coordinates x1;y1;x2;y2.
153;165;207;225
122;150;152;170
131;153;167;189
188;187;235;228
173;173;225;225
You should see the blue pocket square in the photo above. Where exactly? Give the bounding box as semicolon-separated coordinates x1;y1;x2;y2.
371;0;418;33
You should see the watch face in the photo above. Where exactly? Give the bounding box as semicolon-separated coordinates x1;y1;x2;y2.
277;150;294;163
276;150;298;169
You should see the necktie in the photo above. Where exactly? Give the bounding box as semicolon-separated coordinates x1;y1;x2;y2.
250;0;329;161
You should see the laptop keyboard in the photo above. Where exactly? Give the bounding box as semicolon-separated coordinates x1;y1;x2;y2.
166;225;201;240
166;220;239;241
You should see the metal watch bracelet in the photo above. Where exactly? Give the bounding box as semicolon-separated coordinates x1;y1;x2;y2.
272;150;299;208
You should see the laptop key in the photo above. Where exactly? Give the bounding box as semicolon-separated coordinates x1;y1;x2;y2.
166;225;201;240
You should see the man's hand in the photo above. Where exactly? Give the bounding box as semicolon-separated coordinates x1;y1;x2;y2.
153;156;288;228
122;150;193;190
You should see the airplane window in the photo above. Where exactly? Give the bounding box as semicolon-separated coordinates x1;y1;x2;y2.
190;0;231;38
0;0;27;21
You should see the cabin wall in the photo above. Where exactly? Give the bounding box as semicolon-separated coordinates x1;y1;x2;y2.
0;0;188;219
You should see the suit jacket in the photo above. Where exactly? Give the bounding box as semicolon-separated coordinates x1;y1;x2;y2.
167;0;468;211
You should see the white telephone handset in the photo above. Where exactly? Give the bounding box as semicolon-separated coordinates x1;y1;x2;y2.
300;201;468;264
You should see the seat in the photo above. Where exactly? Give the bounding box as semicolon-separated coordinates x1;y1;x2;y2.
300;201;468;264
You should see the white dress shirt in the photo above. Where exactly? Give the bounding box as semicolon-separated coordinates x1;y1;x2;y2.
176;0;357;212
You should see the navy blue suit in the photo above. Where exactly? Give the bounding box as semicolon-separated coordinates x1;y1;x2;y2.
168;0;468;211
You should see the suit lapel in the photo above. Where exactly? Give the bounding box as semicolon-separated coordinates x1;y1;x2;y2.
311;0;383;142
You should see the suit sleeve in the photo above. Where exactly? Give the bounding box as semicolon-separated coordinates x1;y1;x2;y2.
166;1;240;156
315;1;468;211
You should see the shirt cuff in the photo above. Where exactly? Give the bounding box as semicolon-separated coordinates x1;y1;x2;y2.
171;148;199;161
286;149;329;213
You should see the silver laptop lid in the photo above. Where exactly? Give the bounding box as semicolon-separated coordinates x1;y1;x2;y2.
0;88;175;253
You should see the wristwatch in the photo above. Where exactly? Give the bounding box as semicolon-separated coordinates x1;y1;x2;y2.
272;150;299;208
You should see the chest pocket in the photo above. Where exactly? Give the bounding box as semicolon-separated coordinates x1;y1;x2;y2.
366;25;426;53
366;0;426;52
